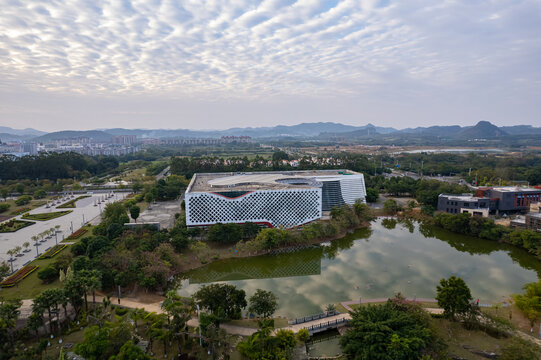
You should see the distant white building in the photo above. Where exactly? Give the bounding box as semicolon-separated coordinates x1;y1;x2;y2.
185;170;366;228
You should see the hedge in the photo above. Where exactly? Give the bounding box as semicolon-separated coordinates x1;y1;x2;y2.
66;227;88;240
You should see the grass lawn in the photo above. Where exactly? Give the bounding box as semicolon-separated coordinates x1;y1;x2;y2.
0;244;73;300
431;317;516;359
5;198;51;216
22;210;72;221
226;317;289;329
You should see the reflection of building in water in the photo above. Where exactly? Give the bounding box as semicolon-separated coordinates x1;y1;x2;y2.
188;248;322;284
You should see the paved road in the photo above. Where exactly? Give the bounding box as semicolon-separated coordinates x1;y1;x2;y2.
156;166;170;181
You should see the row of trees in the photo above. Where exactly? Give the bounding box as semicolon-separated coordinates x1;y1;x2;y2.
392;152;541;186
236;202;373;253
170;152;388;179
0;152;119;180
434;212;541;256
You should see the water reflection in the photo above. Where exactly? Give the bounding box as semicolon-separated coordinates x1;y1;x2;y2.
176;219;541;318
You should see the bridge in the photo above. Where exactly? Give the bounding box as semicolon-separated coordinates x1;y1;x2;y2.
284;313;352;335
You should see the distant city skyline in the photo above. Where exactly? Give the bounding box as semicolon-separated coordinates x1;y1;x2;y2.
1;1;540;131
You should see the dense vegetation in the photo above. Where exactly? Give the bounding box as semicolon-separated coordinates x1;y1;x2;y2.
391;153;541;186
433;212;541;257
170;153;387;179
340;297;443;359
0;152;119;180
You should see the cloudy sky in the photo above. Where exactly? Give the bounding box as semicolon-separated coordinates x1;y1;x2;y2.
1;0;540;131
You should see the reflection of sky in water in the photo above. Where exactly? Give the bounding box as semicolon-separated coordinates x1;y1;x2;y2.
177;219;540;318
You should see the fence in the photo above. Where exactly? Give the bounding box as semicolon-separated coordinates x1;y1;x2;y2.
304;317;349;334
289;310;339;325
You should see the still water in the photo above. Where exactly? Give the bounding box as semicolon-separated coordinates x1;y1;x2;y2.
177;218;541;318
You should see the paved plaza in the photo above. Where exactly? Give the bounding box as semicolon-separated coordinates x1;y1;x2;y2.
137;197;182;230
0;191;129;273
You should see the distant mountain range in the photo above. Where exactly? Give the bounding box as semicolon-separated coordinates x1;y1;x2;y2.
0;121;540;143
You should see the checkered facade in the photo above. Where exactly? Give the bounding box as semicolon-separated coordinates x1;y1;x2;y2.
186;188;322;228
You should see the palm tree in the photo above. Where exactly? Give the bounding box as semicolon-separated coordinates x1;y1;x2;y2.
6;249;15;273
14;246;22;258
32;235;40;257
22;241;30;253
50;227;57;244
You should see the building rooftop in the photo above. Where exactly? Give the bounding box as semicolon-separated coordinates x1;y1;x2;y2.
490;186;541;193
439;194;484;202
187;170;361;193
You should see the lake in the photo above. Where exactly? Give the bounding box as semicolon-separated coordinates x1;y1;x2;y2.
176;218;541;318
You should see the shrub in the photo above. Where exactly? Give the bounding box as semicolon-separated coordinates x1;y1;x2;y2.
15;195;32;206
37;266;58;283
0;203;10;213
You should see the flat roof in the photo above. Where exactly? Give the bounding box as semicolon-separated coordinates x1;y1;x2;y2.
439;194;484;202
187;170;362;193
490;186;541;193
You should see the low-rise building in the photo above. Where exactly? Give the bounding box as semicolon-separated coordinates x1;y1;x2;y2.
476;186;541;213
437;194;494;217
185;170;366;228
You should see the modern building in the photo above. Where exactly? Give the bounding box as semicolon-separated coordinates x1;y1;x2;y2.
185;170;366;228
476;187;541;213
438;186;541;216
437;194;494;217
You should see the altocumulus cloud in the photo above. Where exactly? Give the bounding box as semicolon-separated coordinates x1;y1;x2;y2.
0;0;540;129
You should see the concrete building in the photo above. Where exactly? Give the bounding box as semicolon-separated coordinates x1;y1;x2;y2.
437;194;494;217
476;187;541;213
185;170;366;228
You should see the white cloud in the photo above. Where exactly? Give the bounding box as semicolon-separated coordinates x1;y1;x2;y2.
0;0;540;129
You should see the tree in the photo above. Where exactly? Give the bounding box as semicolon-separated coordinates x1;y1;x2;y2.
74;325;111;360
15;195;32;206
33;189;47;199
0;203;9;213
194;283;247;320
366;188;379;203
129;205;140;223
109;340;152;360
37;266;58;284
1;188;8;201
383;199;399;215
512;279;541;332
0;261;10;282
339;301;435;360
436;276;473;320
0;299;22;351
248;289;278;318
297;328;309;343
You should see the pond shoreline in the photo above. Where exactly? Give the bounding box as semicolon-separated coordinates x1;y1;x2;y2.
173;220;373;276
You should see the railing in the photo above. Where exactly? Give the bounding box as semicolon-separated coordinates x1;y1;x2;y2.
304;317;349;334
289;310;339;325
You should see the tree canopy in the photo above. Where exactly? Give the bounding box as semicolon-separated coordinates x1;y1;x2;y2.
436;276;473;320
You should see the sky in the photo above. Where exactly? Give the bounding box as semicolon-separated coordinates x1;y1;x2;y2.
0;0;540;132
